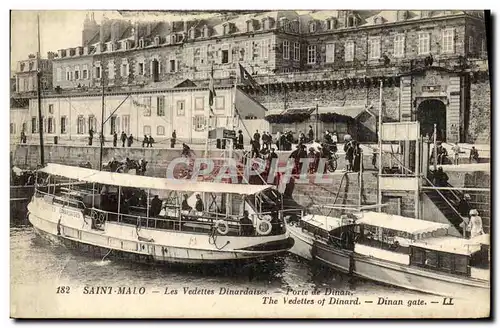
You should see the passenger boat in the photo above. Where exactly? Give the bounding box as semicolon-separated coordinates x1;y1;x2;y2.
28;163;294;265
286;210;490;298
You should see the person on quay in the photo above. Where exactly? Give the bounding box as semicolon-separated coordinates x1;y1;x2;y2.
120;131;127;147
279;132;287;151
308;147;318;174
434;166;449;187
182;143;191;157
112;131;117;147
171;130;177;148
275;131;281;150
127;134;134;147
195;194;204;213
251;139;260;158
451;143;461;165
344;135;354;172
298;131;307;145
149;195;163;217
181;194;192;212
142;135;148;148
458;193;472;236
237;130;244;150
265;132;273;150
468;209;484;239
261;131;269;150
308;125;314;143
285;131;294;150
20;130;26;144
148;135;154;148
352;141;362;172
469;146;480;163
88;128;94;146
253;130;261;150
99;133;105;146
239;210;255;236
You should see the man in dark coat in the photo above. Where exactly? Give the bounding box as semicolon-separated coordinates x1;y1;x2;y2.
142;135;148;148
113;131;118;147
120;131;127;147
253;130;261;150
127;134;134;147
237;130;244;150
239;211;254;236
195;194;204;212
149;195;162;217
458;194;472;217
171;130;177;148
308;125;314;143
88;129;94;146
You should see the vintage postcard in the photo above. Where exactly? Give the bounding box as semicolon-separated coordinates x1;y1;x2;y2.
10;9;491;319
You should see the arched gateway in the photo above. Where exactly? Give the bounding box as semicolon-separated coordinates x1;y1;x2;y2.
417;99;447;141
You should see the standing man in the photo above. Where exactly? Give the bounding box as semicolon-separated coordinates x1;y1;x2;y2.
308;125;314;143
20;130;26;144
469;146;480;163
142;135;148;148
148;135;154;148
253;130;261;150
113;131;118;147
237;130;244;150
99;133;105;147
120;131;127;148
88;128;94;146
127;134;134;147
171;130;177;148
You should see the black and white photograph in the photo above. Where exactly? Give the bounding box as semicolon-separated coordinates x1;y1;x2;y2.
9;9;491;318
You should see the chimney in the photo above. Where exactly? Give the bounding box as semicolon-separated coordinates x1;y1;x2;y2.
99;17;111;44
133;22;139;44
58;49;64;58
110;20;122;42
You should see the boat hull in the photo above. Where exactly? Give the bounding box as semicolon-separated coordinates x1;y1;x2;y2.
28;197;294;265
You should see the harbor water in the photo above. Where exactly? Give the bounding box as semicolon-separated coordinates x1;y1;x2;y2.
11;224;424;301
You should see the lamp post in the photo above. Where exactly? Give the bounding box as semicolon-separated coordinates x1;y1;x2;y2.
315;98;319;142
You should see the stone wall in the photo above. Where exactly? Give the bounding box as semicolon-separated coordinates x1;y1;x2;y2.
469;78;491;143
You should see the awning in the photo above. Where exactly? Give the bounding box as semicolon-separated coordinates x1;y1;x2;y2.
355;211;450;234
39;163;274;195
413;236;482;256
318;105;373;119
302;214;353;232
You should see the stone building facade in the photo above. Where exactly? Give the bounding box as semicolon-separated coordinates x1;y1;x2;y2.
13;10;490;144
14;53;54;94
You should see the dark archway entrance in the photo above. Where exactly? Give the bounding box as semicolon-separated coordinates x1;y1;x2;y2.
417;99;447;141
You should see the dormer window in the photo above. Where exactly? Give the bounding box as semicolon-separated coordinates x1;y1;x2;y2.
20;63;25;72
246;20;253;32
326;18;337;30
189;28;196;39
347;15;358;28
154;36;160;46
203;25;209;38
121;40;130;50
397;10;409;21
309;21;317;33
374;16;385;25
261;17;269;30
223;23;230;35
170;34;176;44
279;18;289;31
138;38;144;48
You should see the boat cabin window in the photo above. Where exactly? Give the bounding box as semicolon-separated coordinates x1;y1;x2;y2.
356;225;410;254
410;247;470;276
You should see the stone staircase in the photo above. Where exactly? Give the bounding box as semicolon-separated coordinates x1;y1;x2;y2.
423;186;465;235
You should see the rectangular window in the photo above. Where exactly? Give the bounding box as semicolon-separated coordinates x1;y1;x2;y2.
122;115;130;134
368;37;381;59
177;100;185;116
138;62;144;75
468;36;474;53
157;96;165;116
108;62;115;79
325;42;335;63
47;117;54;134
88;115;96;132
345;41;354;62
293;42;300;61
77;116;85;134
95;66;102;79
394;34;405;57
143;97;151;116
245;41;253;61
82;64;88;79
418;32;430;55
143;125;151;135
307;45;316;64
75;68;80;80
283;40;290;60
66;68;71;81
261;40;269;59
31;117;37;133
110;116;117;135
170;60;176;72
221;50;229;64
195;97;204;111
215;96;225;110
442;28;455;53
193;115;206;131
157;125;165;135
48;104;54;114
60;116;67;134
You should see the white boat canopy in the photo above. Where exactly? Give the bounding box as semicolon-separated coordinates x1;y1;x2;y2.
412;236;482;256
39;163;274;196
355;211;450;234
302;214;354;232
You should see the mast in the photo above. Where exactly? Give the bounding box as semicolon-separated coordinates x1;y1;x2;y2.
36;13;45;166
377;79;383;212
99;56;105;171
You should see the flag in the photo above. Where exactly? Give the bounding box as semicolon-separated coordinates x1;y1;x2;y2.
239;64;265;93
208;64;216;109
